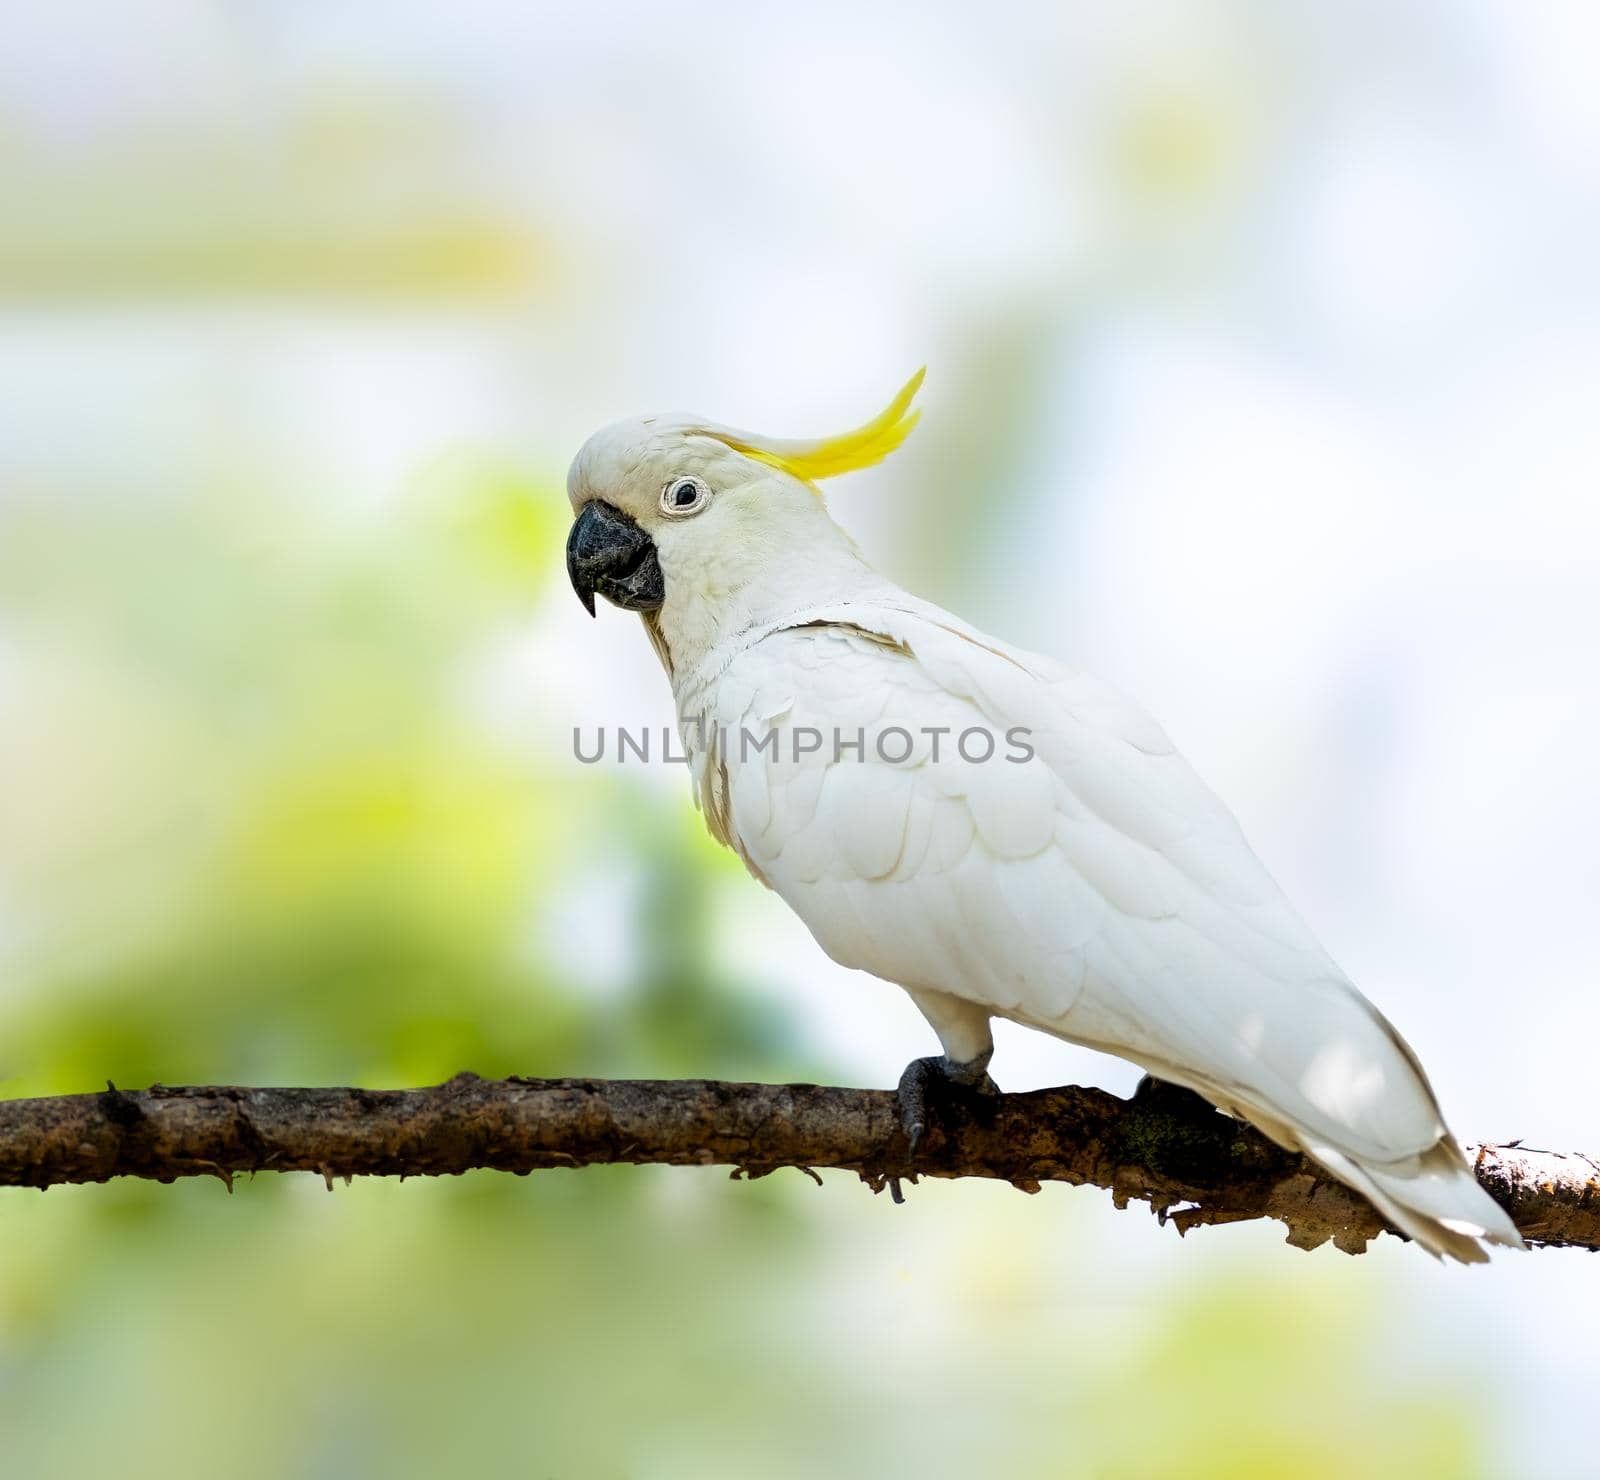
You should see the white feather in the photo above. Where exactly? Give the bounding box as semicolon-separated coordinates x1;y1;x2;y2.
678;600;1523;1262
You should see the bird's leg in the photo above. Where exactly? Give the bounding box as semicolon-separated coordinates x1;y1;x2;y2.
897;1048;1000;1160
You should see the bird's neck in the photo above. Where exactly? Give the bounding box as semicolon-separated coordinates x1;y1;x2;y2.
651;529;893;692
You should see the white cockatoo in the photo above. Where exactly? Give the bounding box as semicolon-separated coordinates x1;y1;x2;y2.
564;372;1522;1261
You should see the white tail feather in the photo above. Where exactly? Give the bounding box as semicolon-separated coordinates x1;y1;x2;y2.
1305;1140;1525;1264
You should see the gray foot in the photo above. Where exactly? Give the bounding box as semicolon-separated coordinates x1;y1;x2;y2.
1131;1074;1215;1116
896;1050;1000;1161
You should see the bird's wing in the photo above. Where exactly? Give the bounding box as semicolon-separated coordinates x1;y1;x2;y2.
700;599;1448;1170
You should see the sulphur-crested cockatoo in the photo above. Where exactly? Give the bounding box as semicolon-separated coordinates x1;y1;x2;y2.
564;371;1521;1261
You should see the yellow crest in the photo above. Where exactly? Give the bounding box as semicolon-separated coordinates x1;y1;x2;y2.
707;369;924;485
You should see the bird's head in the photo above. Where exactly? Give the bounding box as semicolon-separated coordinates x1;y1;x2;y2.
565;371;923;673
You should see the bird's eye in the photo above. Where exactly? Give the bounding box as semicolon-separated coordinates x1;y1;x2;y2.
660;475;710;516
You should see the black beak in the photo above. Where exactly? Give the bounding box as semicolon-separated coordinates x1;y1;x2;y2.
565;501;665;617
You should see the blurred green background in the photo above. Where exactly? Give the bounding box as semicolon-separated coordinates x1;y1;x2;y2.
3;4;1598;1476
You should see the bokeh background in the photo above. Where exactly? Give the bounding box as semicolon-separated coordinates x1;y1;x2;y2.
3;3;1598;1475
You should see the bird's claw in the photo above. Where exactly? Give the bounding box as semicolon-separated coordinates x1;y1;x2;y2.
895;1053;999;1175
896;1056;938;1157
1131;1074;1215;1117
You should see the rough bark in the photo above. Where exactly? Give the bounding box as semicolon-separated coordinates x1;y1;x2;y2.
0;1073;1593;1255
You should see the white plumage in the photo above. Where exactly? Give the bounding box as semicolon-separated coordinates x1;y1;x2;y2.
565;377;1523;1262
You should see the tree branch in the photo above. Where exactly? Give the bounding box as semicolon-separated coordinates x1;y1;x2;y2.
0;1073;1592;1254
